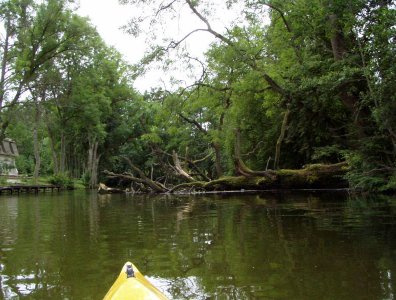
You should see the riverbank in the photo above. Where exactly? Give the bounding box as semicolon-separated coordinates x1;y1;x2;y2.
0;174;85;190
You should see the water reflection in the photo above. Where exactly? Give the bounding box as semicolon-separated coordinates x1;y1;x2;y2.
0;191;395;299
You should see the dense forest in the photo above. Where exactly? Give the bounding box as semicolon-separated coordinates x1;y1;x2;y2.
1;0;395;192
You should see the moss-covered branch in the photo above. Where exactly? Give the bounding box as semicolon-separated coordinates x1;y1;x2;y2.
104;162;348;194
170;162;349;193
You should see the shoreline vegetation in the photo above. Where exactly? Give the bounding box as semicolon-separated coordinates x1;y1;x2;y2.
1;1;395;194
0;174;83;190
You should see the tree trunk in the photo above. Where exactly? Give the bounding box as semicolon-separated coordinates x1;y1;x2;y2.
329;14;346;61
33;103;41;183
328;9;367;139
91;154;101;188
47;126;59;174
87;137;100;189
59;131;66;173
0;16;10;109
213;142;223;177
274;107;290;170
171;162;349;193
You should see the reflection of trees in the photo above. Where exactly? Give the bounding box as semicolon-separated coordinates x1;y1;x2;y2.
0;192;395;299
0;196;18;245
260;193;396;300
0;194;67;298
162;193;396;299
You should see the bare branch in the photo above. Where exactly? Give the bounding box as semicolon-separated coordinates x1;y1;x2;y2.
154;147;212;181
185;0;234;45
164;28;209;51
242;141;265;157
172;150;196;182
121;156;169;192
156;0;179;16
189;82;231;92
262;2;292;33
178;113;208;134
192;151;212;164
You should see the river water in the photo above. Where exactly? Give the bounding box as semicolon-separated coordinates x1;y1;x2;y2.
0;191;395;299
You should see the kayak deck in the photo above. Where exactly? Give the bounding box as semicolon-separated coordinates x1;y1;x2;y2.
104;262;168;300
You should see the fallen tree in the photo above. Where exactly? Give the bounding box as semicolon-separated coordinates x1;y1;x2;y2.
103;170;169;193
98;183;125;194
103;161;349;194
170;162;349;192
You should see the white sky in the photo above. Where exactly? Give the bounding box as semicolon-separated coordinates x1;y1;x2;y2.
77;0;220;92
77;0;152;91
76;0;248;92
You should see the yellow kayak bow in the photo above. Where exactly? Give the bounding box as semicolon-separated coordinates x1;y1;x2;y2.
103;262;169;300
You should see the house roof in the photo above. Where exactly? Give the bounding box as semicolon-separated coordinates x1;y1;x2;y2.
0;139;19;157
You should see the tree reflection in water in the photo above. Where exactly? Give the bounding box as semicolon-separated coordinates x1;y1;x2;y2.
0;191;395;299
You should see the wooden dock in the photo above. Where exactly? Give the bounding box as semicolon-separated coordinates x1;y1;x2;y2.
0;185;62;194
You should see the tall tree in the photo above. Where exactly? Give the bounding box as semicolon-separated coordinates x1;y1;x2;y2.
0;0;95;138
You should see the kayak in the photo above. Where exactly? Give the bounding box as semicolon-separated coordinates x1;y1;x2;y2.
103;261;169;300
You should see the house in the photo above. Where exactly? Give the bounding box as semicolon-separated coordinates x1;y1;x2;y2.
0;139;19;176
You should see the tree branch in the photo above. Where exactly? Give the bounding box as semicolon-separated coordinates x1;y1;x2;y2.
178;113;208;134
172;150;196;182
262;2;292;33
154;148;212;181
184;0;290;100
121;156;169;192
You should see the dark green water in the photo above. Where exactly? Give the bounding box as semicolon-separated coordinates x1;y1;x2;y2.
0;191;395;299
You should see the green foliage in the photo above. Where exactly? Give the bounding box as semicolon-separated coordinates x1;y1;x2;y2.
81;172;91;188
48;173;74;189
0;176;7;186
1;0;396;191
0;160;14;174
343;151;389;192
312;145;344;163
15;155;34;175
380;176;396;193
111;0;395;189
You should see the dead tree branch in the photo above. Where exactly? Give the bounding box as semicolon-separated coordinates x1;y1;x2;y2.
154;148;212;181
234;129;277;179
121;157;169;192
172;150;196;182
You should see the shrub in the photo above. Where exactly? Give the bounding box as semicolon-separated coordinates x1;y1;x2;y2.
48;173;74;189
81;172;91;188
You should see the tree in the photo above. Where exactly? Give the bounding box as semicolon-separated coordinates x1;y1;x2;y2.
2;1;138;188
0;0;96;138
115;0;396;191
